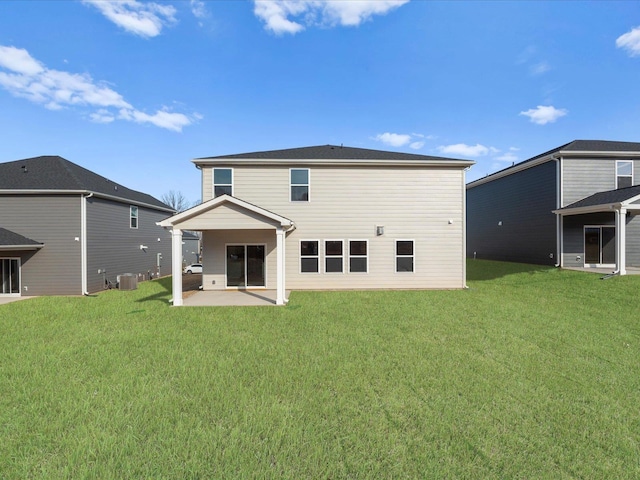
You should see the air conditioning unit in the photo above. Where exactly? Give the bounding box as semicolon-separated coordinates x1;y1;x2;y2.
119;273;138;290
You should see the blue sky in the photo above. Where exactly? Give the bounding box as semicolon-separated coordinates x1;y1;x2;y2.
1;1;640;204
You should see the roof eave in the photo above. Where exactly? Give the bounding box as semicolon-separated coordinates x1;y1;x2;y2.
0;244;44;251
192;158;474;168
0;189;175;213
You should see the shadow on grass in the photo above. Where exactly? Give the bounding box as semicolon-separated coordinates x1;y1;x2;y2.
135;276;173;305
467;259;555;281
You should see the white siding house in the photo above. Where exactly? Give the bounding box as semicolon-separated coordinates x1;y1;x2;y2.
160;145;474;305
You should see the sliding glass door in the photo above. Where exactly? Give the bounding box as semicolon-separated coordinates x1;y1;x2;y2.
226;245;265;287
1;258;20;295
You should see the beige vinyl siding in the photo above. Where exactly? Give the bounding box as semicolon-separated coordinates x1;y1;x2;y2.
201;165;466;289
563;158;639;206
175;203;282;231
0;194;82;295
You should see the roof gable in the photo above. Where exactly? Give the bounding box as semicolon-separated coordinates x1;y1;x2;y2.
195;144;473;165
559;185;640;211
0;156;172;211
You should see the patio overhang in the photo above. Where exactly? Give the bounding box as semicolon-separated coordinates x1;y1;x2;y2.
553;187;640;276
0;228;44;251
157;195;295;306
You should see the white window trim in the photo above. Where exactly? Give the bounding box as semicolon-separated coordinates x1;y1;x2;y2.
290;168;310;202
395;239;415;273
348;239;369;274
616;160;633;189
324;239;344;274
130;205;138;229
213;168;234;198
299;239;320;274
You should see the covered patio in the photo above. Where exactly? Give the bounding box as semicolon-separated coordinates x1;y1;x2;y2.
159;195;295;306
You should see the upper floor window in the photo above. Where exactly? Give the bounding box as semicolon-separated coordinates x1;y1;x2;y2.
290;168;309;202
617;161;633;189
214;168;233;197
130;206;138;229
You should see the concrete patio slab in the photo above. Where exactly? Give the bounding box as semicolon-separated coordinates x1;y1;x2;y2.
182;290;291;307
0;296;36;305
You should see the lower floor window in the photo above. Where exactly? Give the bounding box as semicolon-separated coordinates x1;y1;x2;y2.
300;240;319;273
396;240;414;272
325;240;343;273
349;240;368;273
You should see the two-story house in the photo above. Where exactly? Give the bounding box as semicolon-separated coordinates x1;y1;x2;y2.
0;156;174;297
159;145;474;305
466;140;640;274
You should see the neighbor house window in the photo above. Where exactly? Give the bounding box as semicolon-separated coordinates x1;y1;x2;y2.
349;240;368;273
396;240;414;272
214;168;233;197
325;240;344;273
290;168;309;202
300;240;319;273
617;161;633;189
130;206;138;229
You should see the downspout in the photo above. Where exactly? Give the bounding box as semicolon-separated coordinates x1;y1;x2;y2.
553;155;563;267
81;192;93;295
463;165;470;288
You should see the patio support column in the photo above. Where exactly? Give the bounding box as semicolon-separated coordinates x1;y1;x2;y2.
171;228;183;306
616;207;627;276
276;227;285;305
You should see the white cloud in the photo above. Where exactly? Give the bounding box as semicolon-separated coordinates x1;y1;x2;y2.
437;143;491;157
253;0;409;35
83;0;177;38
616;26;640;57
496;151;518;163
409;141;424;150
530;61;550;75
520;105;567;125
375;132;411;147
191;0;208;20
0;45;197;132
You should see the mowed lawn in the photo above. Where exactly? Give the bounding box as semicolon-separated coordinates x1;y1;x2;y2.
1;261;639;479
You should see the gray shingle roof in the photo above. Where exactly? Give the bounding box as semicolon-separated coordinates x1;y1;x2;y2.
560;185;640;210
469;140;640;186
0;227;42;247
196;144;469;162
0;156;173;211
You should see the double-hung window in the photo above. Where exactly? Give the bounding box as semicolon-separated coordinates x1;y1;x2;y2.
325;240;344;273
130;206;138;229
290;168;309;202
300;240;319;273
349;240;368;273
214;168;233;197
396;240;414;272
616;161;633;189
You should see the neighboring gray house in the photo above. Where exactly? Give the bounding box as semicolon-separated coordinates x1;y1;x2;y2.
182;230;201;265
0;156;174;297
159;145;474;305
466;140;640;274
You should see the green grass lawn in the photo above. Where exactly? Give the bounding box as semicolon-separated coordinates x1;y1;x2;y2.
1;261;639;478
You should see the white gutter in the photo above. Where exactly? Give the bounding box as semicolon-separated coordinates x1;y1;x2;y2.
555;155;562;267
0;244;44;251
